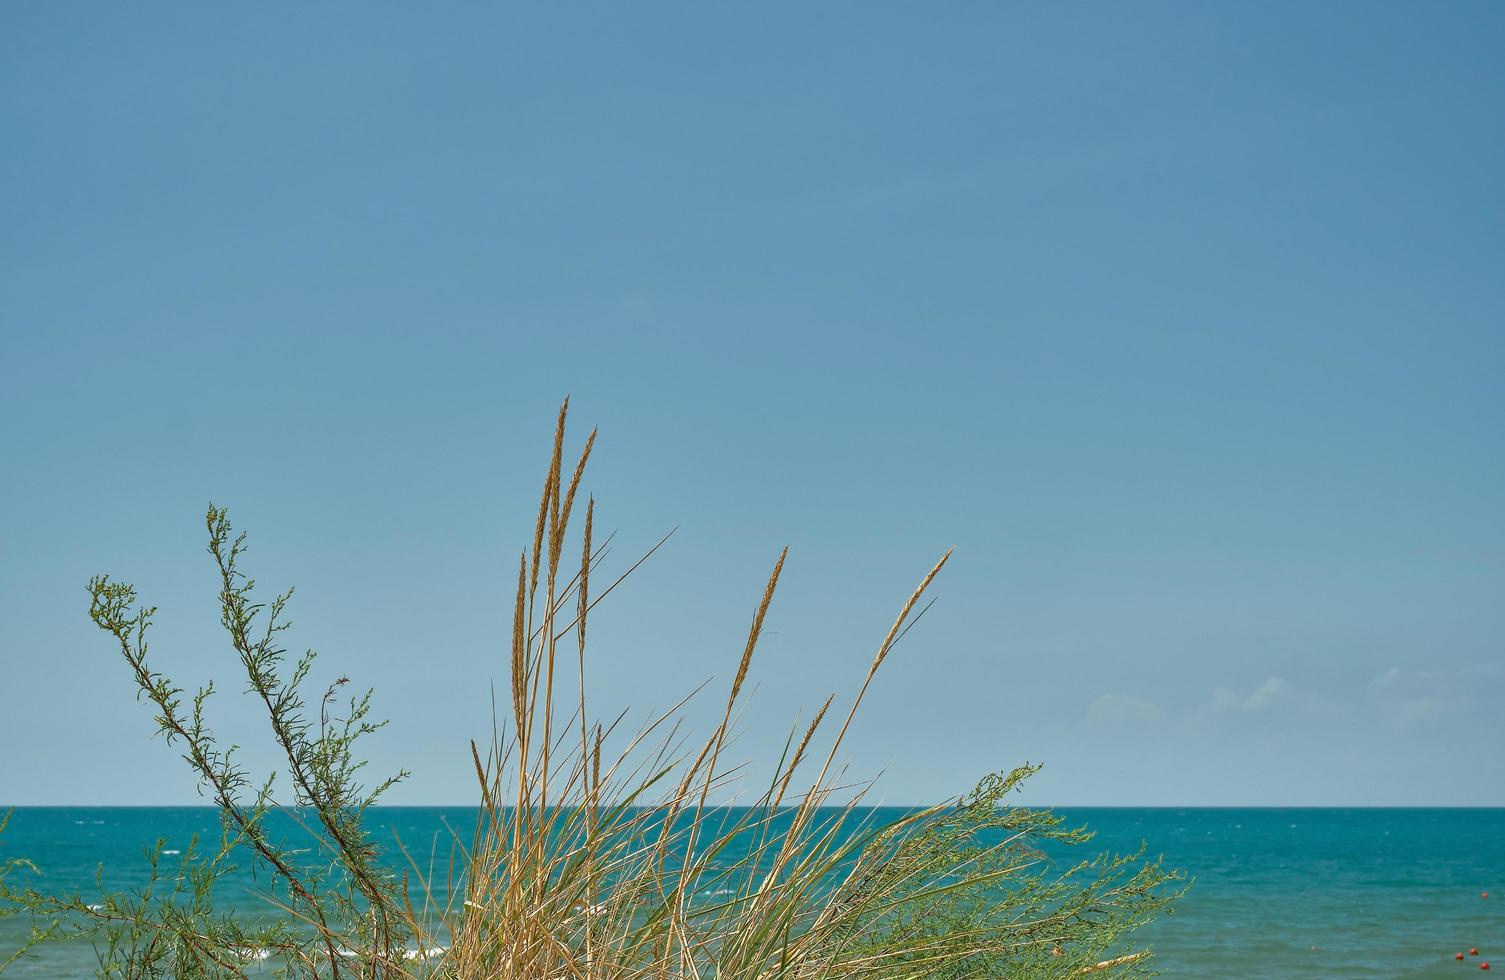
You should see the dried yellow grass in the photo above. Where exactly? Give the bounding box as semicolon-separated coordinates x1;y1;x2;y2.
375;400;1168;980
392;399;960;980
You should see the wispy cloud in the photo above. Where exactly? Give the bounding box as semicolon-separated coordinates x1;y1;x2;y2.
1087;693;1164;725
1211;677;1289;712
1366;664;1504;729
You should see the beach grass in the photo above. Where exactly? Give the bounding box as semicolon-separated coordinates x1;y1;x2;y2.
1;400;1181;978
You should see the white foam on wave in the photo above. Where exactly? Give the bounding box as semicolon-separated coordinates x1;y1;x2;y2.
331;945;448;962
404;946;449;961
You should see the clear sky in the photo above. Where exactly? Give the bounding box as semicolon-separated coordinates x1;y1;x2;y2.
3;3;1501;807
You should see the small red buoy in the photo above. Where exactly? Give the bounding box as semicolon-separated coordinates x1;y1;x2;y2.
1480;963;1489;971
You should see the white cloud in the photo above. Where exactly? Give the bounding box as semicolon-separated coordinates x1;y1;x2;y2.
1087;693;1164;725
1365;664;1504;729
1212;677;1289;712
1397;698;1447;724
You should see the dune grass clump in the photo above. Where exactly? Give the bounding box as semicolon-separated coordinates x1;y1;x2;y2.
1;401;1181;978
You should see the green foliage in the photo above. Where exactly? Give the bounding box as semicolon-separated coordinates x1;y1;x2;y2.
2;509;418;977
801;766;1183;977
1;813;62;974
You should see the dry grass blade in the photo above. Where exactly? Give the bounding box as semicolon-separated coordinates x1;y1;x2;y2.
732;547;787;707
775;694;833;808
530;397;569;600
808;548;954;804
511;551;528;744
557;429;597;562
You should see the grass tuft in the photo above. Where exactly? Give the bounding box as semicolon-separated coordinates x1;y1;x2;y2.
0;401;1182;978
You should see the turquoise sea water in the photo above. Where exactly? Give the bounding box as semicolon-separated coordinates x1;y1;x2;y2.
2;807;1500;977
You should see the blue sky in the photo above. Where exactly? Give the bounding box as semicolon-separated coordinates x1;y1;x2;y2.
3;2;1502;806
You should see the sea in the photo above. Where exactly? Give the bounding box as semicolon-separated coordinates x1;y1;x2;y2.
1;807;1500;978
